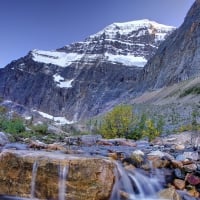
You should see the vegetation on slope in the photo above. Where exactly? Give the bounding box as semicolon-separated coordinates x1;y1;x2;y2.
180;85;200;98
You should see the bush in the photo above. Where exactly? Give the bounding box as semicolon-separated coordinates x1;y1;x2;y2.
1;118;25;134
32;124;48;135
99;105;135;139
180;86;200;97
142;119;161;142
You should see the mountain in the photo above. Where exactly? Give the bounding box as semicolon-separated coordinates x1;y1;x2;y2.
0;19;174;123
139;0;200;91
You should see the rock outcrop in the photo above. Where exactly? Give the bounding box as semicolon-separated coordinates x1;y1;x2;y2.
139;0;200;91
0;150;115;200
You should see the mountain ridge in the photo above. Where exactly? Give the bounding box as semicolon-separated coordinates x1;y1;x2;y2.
0;19;175;123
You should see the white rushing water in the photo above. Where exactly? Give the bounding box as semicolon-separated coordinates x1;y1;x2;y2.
58;165;69;200
30;161;39;199
110;162;166;200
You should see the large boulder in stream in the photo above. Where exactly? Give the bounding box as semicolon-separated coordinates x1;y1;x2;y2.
0;150;115;200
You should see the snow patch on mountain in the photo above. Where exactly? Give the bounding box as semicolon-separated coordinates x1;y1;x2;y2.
30;19;175;68
35;110;74;125
32;49;147;68
53;74;74;88
32;50;82;67
105;53;147;67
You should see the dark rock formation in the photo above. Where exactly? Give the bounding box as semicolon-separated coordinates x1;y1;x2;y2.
139;0;200;91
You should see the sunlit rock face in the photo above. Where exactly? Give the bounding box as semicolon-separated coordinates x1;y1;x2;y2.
0;150;115;200
0;20;174;122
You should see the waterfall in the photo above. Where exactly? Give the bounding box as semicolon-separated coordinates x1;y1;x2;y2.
30;160;39;199
58;165;69;200
110;162;165;200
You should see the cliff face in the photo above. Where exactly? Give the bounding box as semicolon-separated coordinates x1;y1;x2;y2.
0;20;174;122
140;0;200;91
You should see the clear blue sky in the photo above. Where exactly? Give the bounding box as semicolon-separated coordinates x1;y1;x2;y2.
0;0;195;68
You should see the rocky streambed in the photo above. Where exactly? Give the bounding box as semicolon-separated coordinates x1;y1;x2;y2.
0;131;199;200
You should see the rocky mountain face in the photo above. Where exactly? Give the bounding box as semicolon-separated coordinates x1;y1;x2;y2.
0;19;174;122
139;0;200;91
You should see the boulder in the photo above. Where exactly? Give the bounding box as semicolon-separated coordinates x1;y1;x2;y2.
158;188;182;200
0;149;115;200
0;132;9;146
185;174;200;186
173;179;186;190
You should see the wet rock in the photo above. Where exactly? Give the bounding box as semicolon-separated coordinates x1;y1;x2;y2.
149;157;171;169
183;164;197;172
130;150;145;167
0;149;115;200
176;144;185;151
47;143;66;151
158;188;182;200
3;143;28;150
97;139;113;146
183;152;199;161
108;152;118;160
172;160;184;169
111;139;137;147
173;179;186;190
28;140;47;150
132;149;144;156
174;168;186;180
80;134;102;146
186;174;200;186
148;150;174;160
176;154;187;161
186;186;199;198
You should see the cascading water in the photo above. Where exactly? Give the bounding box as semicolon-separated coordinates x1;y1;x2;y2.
110;162;166;200
30;160;39;199
58;165;69;200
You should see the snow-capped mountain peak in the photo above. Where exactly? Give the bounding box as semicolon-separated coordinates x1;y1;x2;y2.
31;19;175;68
89;19;175;39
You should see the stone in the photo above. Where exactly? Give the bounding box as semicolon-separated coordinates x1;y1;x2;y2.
131;150;145;167
28;140;47;150
0;149;115;200
158;188;182;200
132;149;144;156
176;154;186;161
173;179;186;190
47;143;66;151
183;152;199;161
171;160;184;169
175;144;185;151
0;132;9;146
174;168;186;180
148;150;174;160
186;174;200;185
79;134;102;146
149;157;170;168
187;187;200;198
183;164;197;172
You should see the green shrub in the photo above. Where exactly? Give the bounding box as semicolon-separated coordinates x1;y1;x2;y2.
142;119;161;141
180;85;200;97
1;118;25;134
99;105;135;139
32;124;48;135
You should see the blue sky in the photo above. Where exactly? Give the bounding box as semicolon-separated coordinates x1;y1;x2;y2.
0;0;195;68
